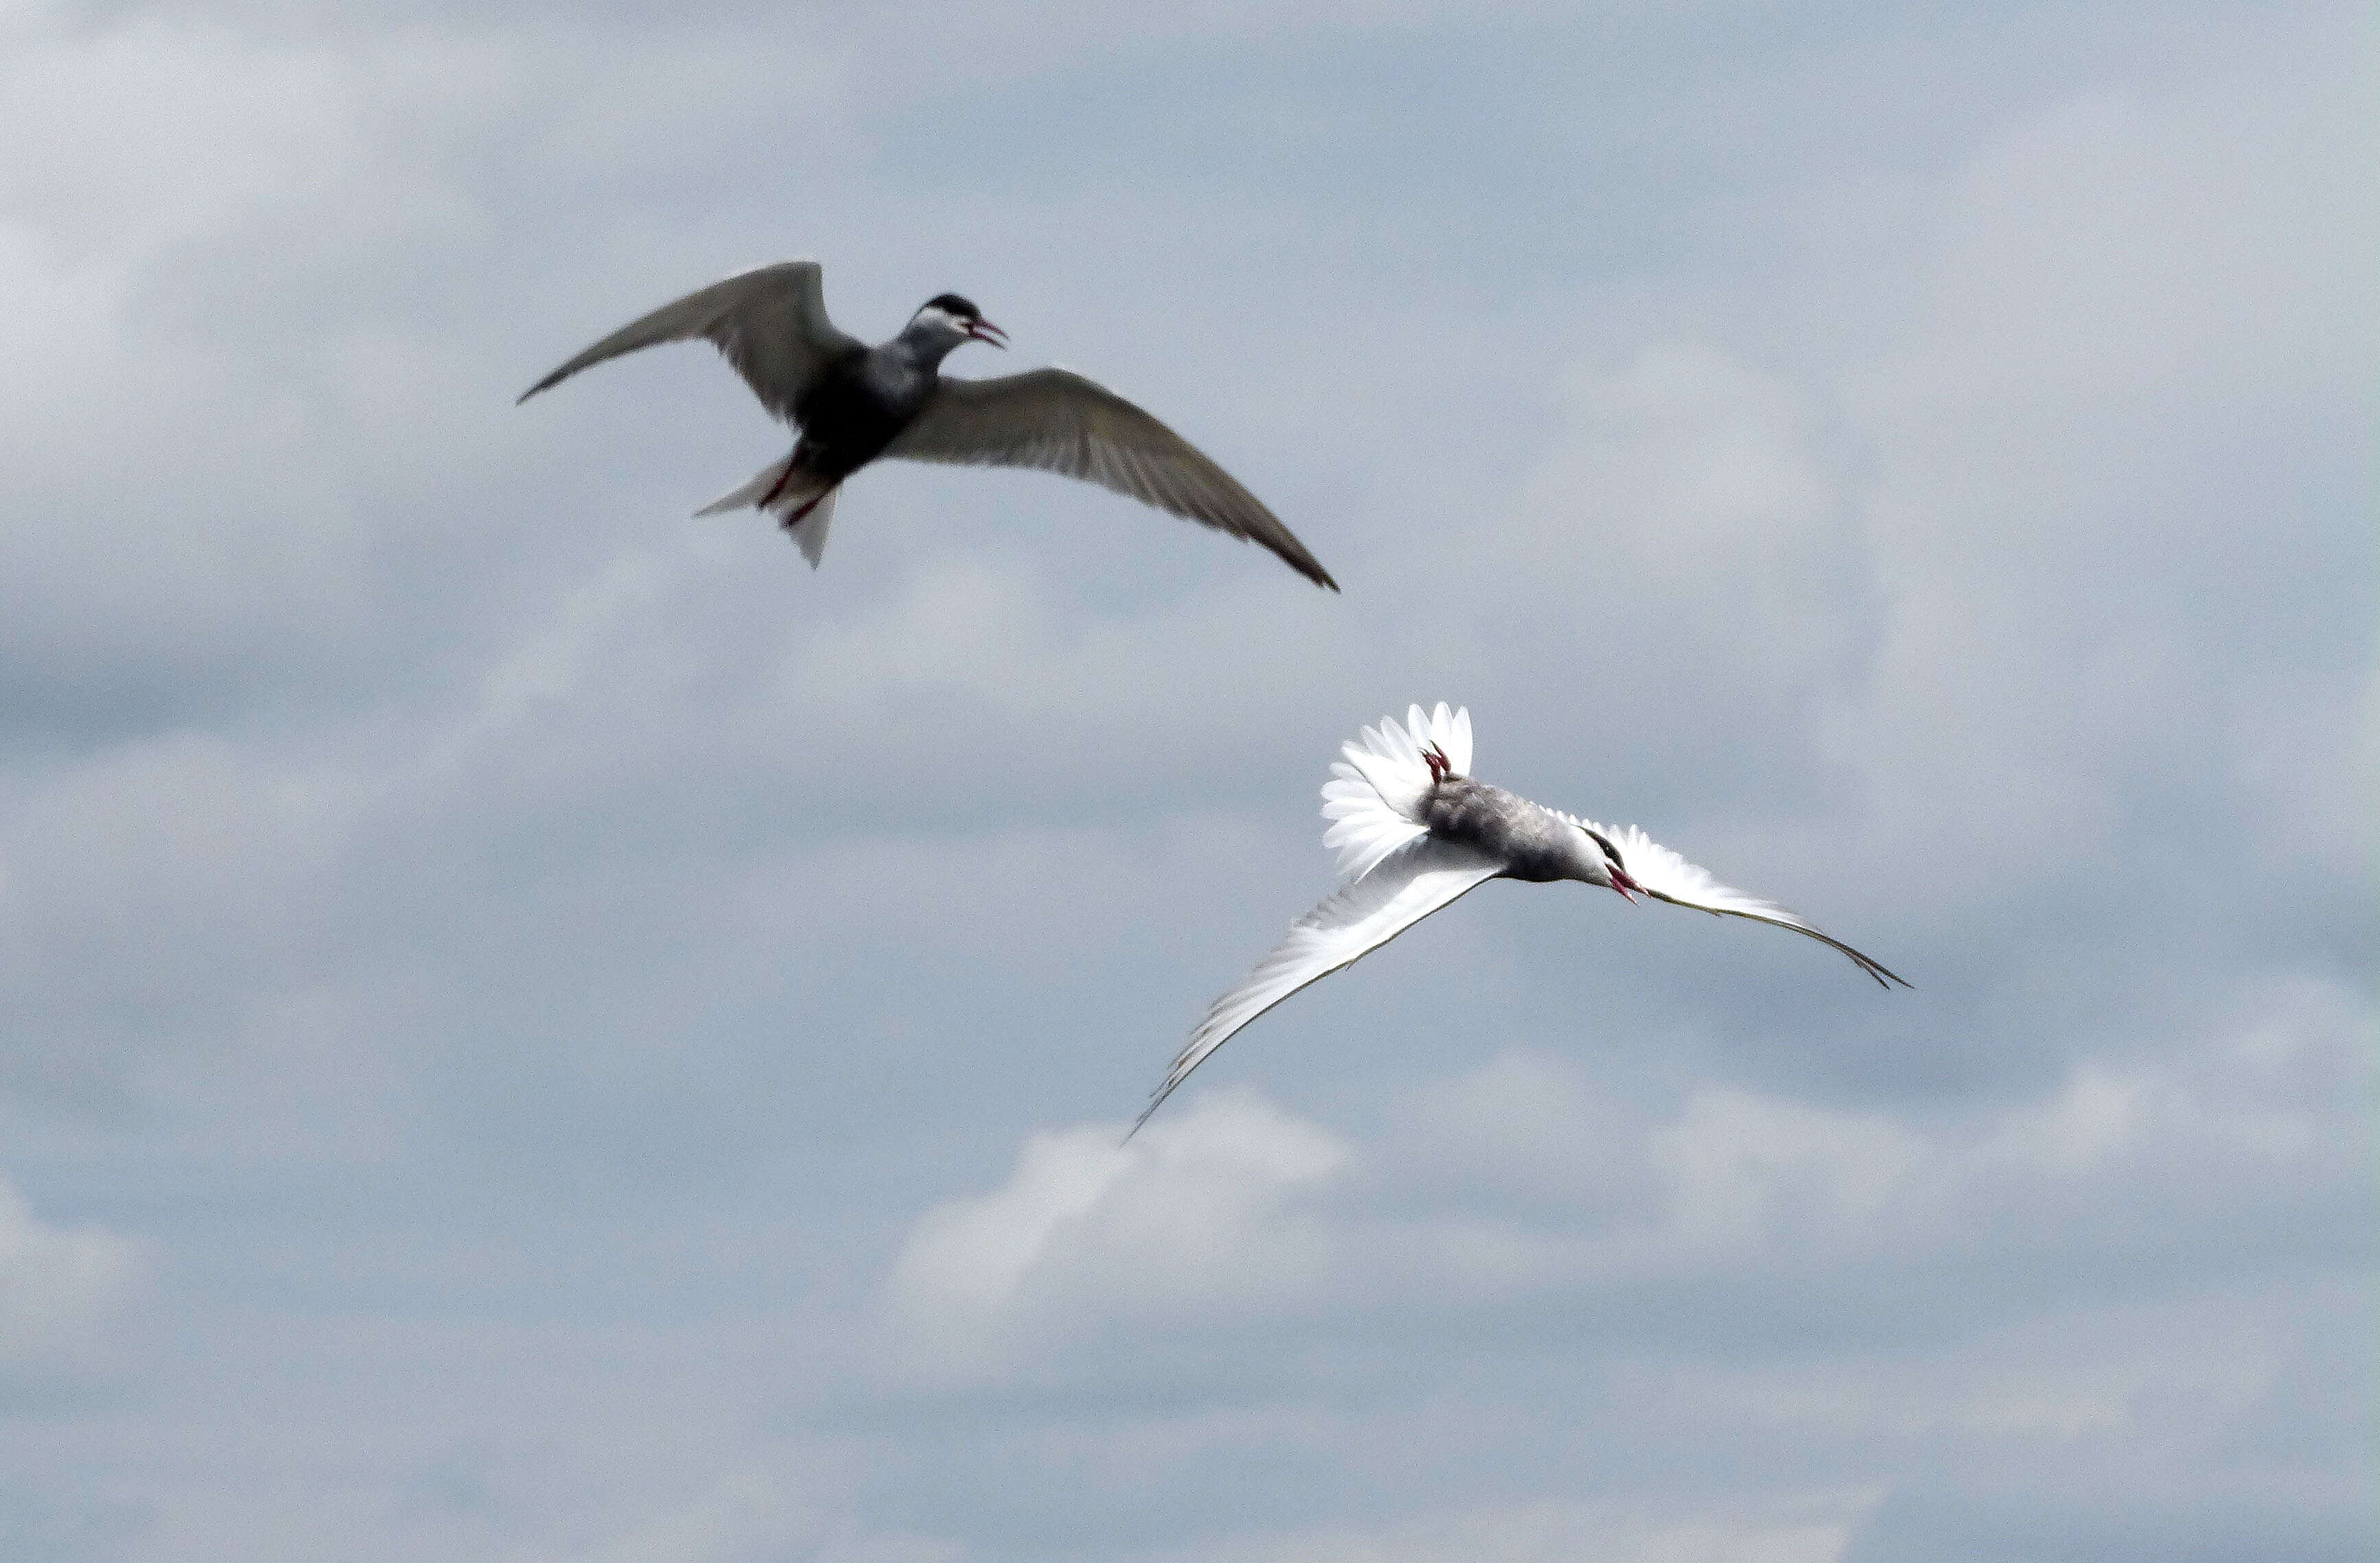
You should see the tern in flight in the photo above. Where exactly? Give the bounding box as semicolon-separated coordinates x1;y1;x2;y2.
1135;704;1906;1134
518;260;1337;587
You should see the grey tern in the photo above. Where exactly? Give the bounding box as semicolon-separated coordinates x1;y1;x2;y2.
1135;703;1906;1134
518;260;1337;587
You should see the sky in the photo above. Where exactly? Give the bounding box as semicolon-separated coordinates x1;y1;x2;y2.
0;0;2371;1559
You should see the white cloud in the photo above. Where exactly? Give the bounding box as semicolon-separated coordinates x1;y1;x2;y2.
1387;1048;1655;1208
1456;340;1872;737
1516;346;1845;642
0;727;383;1105
1832;53;2375;884
3;731;368;939
884;1093;1351;1379
1150;1490;1880;1563
1648;1087;1925;1255
883;969;2366;1378
513;1447;957;1563
0;13;359;264
0;1172;139;1368
1666;1280;2298;1433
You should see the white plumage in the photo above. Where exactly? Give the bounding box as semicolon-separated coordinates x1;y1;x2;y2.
1134;703;1905;1135
1320;703;1471;880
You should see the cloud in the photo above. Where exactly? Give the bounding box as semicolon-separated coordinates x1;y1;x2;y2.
883;1093;1352;1379
881;966;2366;1380
0;724;376;1107
1148;1490;1880;1563
512;1446;958;1563
0;1173;140;1372
0;1;2366;1558
1834;47;2375;894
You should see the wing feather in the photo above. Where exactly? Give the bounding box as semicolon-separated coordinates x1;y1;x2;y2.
1589;821;1909;989
884;367;1338;589
517;260;860;421
1320;764;1426;881
1132;839;1501;1136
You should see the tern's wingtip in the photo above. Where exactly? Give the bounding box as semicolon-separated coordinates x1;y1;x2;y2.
1862;956;1911;990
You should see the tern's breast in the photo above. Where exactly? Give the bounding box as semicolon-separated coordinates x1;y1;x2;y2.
794;349;916;474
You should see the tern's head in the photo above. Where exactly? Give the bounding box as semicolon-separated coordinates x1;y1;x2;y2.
907;293;1008;354
1574;823;1644;901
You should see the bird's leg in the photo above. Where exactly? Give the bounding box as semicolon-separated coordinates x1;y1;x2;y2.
1423;744;1453;784
759;463;801;511
779;489;828;530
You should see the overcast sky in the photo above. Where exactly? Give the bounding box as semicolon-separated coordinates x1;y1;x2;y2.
0;1;2371;1560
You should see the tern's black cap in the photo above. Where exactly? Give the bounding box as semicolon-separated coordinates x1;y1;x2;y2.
921;293;983;319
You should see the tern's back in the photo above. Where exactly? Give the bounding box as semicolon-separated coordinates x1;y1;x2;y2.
1421;779;1587;882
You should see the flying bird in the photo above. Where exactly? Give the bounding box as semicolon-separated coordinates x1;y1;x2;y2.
1135;704;1906;1134
517;260;1337;587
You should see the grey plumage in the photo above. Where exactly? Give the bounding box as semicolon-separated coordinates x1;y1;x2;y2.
518;260;1337;587
515;262;859;420
1418;776;1611;884
888;369;1335;587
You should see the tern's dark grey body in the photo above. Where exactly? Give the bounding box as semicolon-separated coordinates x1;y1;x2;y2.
516;262;1339;586
790;330;946;487
1422;777;1603;884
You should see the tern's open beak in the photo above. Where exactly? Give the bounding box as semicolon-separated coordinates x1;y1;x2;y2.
1609;864;1644;904
968;319;1008;348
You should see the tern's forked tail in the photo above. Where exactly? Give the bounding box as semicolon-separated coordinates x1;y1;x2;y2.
1318;703;1473;882
694;457;839;567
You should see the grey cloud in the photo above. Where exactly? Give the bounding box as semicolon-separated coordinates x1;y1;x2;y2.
0;0;2368;1559
875;973;2366;1385
0;1176;140;1374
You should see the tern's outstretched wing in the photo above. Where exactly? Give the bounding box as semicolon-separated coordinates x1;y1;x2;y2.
1588;821;1909;989
517;260;860;422
885;367;1338;590
1134;838;1501;1135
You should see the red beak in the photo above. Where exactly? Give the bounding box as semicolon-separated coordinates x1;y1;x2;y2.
968;319;1008;348
1610;864;1644;904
